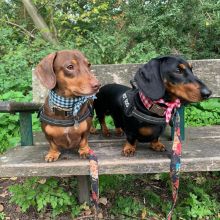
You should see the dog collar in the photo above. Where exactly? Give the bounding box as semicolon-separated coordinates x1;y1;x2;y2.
139;92;181;123
49;90;96;116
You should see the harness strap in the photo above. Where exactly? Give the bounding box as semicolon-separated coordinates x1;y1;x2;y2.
122;90;167;125
38;107;93;127
131;108;166;125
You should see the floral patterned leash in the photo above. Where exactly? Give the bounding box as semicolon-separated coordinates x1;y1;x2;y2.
88;149;99;212
167;111;182;220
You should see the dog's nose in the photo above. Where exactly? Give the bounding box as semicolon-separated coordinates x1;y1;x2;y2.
92;83;101;91
201;87;212;99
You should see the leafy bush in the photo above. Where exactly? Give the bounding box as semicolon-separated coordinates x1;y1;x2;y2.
185;98;220;126
100;173;220;219
9;177;81;217
111;196;144;218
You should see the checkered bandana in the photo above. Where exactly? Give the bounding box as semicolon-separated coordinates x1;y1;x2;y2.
139;92;181;123
49;90;96;116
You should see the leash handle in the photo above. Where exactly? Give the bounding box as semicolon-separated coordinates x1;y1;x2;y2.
167;111;182;220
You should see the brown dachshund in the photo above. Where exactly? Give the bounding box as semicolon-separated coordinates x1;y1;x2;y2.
35;50;100;162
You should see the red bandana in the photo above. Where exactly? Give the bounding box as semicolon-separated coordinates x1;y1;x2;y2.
139;92;181;123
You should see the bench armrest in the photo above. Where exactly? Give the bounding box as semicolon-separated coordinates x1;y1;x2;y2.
0;101;42;146
0;101;41;113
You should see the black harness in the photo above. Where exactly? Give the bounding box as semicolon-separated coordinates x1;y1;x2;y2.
38;102;94;127
121;88;167;125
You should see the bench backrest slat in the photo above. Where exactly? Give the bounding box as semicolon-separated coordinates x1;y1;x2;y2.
32;60;220;103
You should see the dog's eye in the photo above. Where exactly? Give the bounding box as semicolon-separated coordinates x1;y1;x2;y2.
176;68;182;74
67;65;74;70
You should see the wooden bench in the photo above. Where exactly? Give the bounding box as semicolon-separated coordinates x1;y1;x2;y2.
0;59;220;204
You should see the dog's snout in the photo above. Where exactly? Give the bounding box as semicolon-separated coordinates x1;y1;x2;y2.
92;82;101;90
201;87;212;99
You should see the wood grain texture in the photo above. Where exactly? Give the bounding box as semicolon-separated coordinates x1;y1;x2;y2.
32;60;220;103
0;126;219;177
0;101;41;113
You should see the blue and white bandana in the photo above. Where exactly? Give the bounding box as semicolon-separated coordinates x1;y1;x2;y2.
49;90;96;116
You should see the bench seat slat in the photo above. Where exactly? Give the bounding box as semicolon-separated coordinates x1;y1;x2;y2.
33;126;220;145
0;126;219;177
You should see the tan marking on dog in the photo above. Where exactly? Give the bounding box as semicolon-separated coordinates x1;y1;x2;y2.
150;139;165;152
139;127;153;136
179;63;186;69
188;63;192;69
165;82;202;102
122;141;136;157
100;117;110;136
115;127;124;136
72;59;77;64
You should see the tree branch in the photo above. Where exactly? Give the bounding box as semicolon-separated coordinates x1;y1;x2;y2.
3;20;35;39
22;0;58;44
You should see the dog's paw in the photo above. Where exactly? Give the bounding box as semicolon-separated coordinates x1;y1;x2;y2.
150;140;166;152
78;147;90;159
102;128;110;137
115;128;124;137
90;126;97;134
122;144;136;157
45;151;61;162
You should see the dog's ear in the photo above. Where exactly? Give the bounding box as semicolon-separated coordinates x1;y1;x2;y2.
34;53;57;89
134;59;165;100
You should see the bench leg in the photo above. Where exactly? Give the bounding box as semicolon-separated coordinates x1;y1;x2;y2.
19;112;33;146
77;175;90;205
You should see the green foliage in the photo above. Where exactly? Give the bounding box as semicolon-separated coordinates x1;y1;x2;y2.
111;196;144;218
185;191;217;218
99;174;136;193
9;177;81;217
101;173;220;219
0;212;6;220
185;98;220;126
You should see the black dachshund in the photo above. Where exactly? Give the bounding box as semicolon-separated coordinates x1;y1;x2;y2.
94;56;212;156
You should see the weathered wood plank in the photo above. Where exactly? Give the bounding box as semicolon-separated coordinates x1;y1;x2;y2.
0;101;41;113
33;125;220;145
77;176;90;204
0;126;220;177
32;60;220;103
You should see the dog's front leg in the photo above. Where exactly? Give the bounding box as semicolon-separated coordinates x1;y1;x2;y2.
78;133;90;159
45;141;61;162
122;137;136;157
150;139;165;152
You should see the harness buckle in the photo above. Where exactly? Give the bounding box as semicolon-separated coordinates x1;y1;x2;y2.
149;103;166;116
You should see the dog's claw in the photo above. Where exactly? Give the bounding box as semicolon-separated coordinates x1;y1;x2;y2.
45;151;61;162
78;147;90;159
122;148;136;157
150;141;166;152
